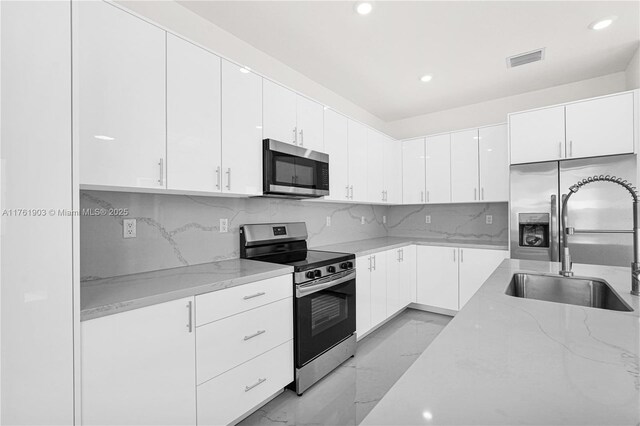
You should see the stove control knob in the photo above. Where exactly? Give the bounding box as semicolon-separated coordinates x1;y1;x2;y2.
327;265;336;273
314;269;322;278
306;271;315;279
347;261;354;269
340;262;351;270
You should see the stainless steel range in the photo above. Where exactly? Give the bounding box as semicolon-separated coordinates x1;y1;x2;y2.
240;222;356;395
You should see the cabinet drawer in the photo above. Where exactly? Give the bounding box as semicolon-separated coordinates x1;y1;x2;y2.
195;274;292;326
196;297;293;384
197;340;293;426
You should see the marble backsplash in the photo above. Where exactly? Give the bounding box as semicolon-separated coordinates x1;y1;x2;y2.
386;202;508;242
80;191;508;280
80;191;388;280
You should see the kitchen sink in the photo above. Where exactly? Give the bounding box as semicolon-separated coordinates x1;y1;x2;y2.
505;273;633;312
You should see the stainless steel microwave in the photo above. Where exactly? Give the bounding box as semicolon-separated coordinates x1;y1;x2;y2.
263;139;329;198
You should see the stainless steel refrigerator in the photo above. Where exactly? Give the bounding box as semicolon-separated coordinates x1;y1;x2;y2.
510;154;637;267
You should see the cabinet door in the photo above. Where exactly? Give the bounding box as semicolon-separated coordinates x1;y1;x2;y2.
451;129;480;203
347;120;369;202
509;106;565;164
296;95;324;151
384;138;403;204
416;246;459;311
367;130;386;203
355;256;372;338
401;245;417;305
425;133;451;203
82;298;196;425
167;34;221;192
77;1;166;189
478;124;509;202
370;253;387;327
402;138;426;204
566;92;634;159
221;60;263;195
459;249;508;308
263;79;297;145
323;109;350;201
385;249;402;316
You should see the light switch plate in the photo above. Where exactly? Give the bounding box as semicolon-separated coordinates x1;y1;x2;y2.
425;215;431;224
326;216;331;227
123;219;136;239
361;216;366;225
486;215;493;225
220;218;228;233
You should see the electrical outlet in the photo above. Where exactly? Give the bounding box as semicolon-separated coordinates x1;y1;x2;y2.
425;215;431;224
220;218;228;233
326;216;331;227
123;219;136;239
361;216;366;225
383;215;387;224
486;215;493;225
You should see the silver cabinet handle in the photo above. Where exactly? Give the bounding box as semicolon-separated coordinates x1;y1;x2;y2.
397;249;401;262
460;249;464;263
350;185;354;199
216;166;221;189
292;127;297;145
426;190;430;203
559;142;563;158
243;291;266;300
346;185;350;199
226;168;231;190
372;255;376;271
569;140;573;157
187;301;193;333
382;190;385;201
245;378;267;392
158;158;164;186
474;188;477;200
401;248;404;262
481;188;485;200
368;256;372;271
420;191;424;203
243;329;266;341
453;249;456;262
299;128;304;146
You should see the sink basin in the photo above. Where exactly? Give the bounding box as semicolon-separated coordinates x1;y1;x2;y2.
505;273;633;312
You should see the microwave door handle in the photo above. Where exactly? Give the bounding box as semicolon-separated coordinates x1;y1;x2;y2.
296;271;356;298
550;194;559;262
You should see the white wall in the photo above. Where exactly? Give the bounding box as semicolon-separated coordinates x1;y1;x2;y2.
386;72;628;140
117;0;390;135
626;46;639;90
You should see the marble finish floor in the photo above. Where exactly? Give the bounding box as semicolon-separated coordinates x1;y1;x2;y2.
239;309;452;426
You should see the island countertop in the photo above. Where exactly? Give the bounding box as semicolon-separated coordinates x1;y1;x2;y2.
362;259;640;425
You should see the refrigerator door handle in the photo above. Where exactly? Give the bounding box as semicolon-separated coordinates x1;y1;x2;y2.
550;194;559;262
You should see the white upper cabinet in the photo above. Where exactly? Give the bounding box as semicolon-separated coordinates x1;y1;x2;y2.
296;95;324;151
348;119;369;202
509;105;565;164
221;60;263;195
565;92;634;159
478;124;509;202
167;34;221;193
384;139;403;204
263;79;298;145
77;1;166;189
450;129;479;203
425;133;451;204
402;138;426;204
323;109;350;201
263;79;324;151
367;130;386;203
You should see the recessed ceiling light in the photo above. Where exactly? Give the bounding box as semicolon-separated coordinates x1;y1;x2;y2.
589;16;617;30
355;2;372;15
240;67;251;74
420;74;433;82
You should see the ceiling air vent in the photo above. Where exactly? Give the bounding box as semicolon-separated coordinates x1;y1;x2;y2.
507;48;545;68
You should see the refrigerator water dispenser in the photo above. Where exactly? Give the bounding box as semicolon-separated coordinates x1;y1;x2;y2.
518;213;550;248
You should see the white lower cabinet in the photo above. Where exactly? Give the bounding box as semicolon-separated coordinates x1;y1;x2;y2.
355;253;387;338
458;248;508;308
386;246;415;315
370;252;388;327
416;246;508;311
81;297;197;426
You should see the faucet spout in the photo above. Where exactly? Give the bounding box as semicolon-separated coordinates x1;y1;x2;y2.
559;175;640;296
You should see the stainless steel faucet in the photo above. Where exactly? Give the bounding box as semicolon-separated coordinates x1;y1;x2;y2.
560;175;640;296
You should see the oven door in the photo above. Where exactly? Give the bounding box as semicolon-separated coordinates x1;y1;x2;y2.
294;271;356;367
263;139;329;197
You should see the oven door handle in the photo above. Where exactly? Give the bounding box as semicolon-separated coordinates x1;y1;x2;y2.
296;271;356;298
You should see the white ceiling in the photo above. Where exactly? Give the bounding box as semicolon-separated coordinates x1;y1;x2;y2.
178;1;640;122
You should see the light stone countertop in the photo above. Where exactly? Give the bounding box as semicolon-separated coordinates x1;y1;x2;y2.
361;259;640;425
313;236;508;257
81;259;293;321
